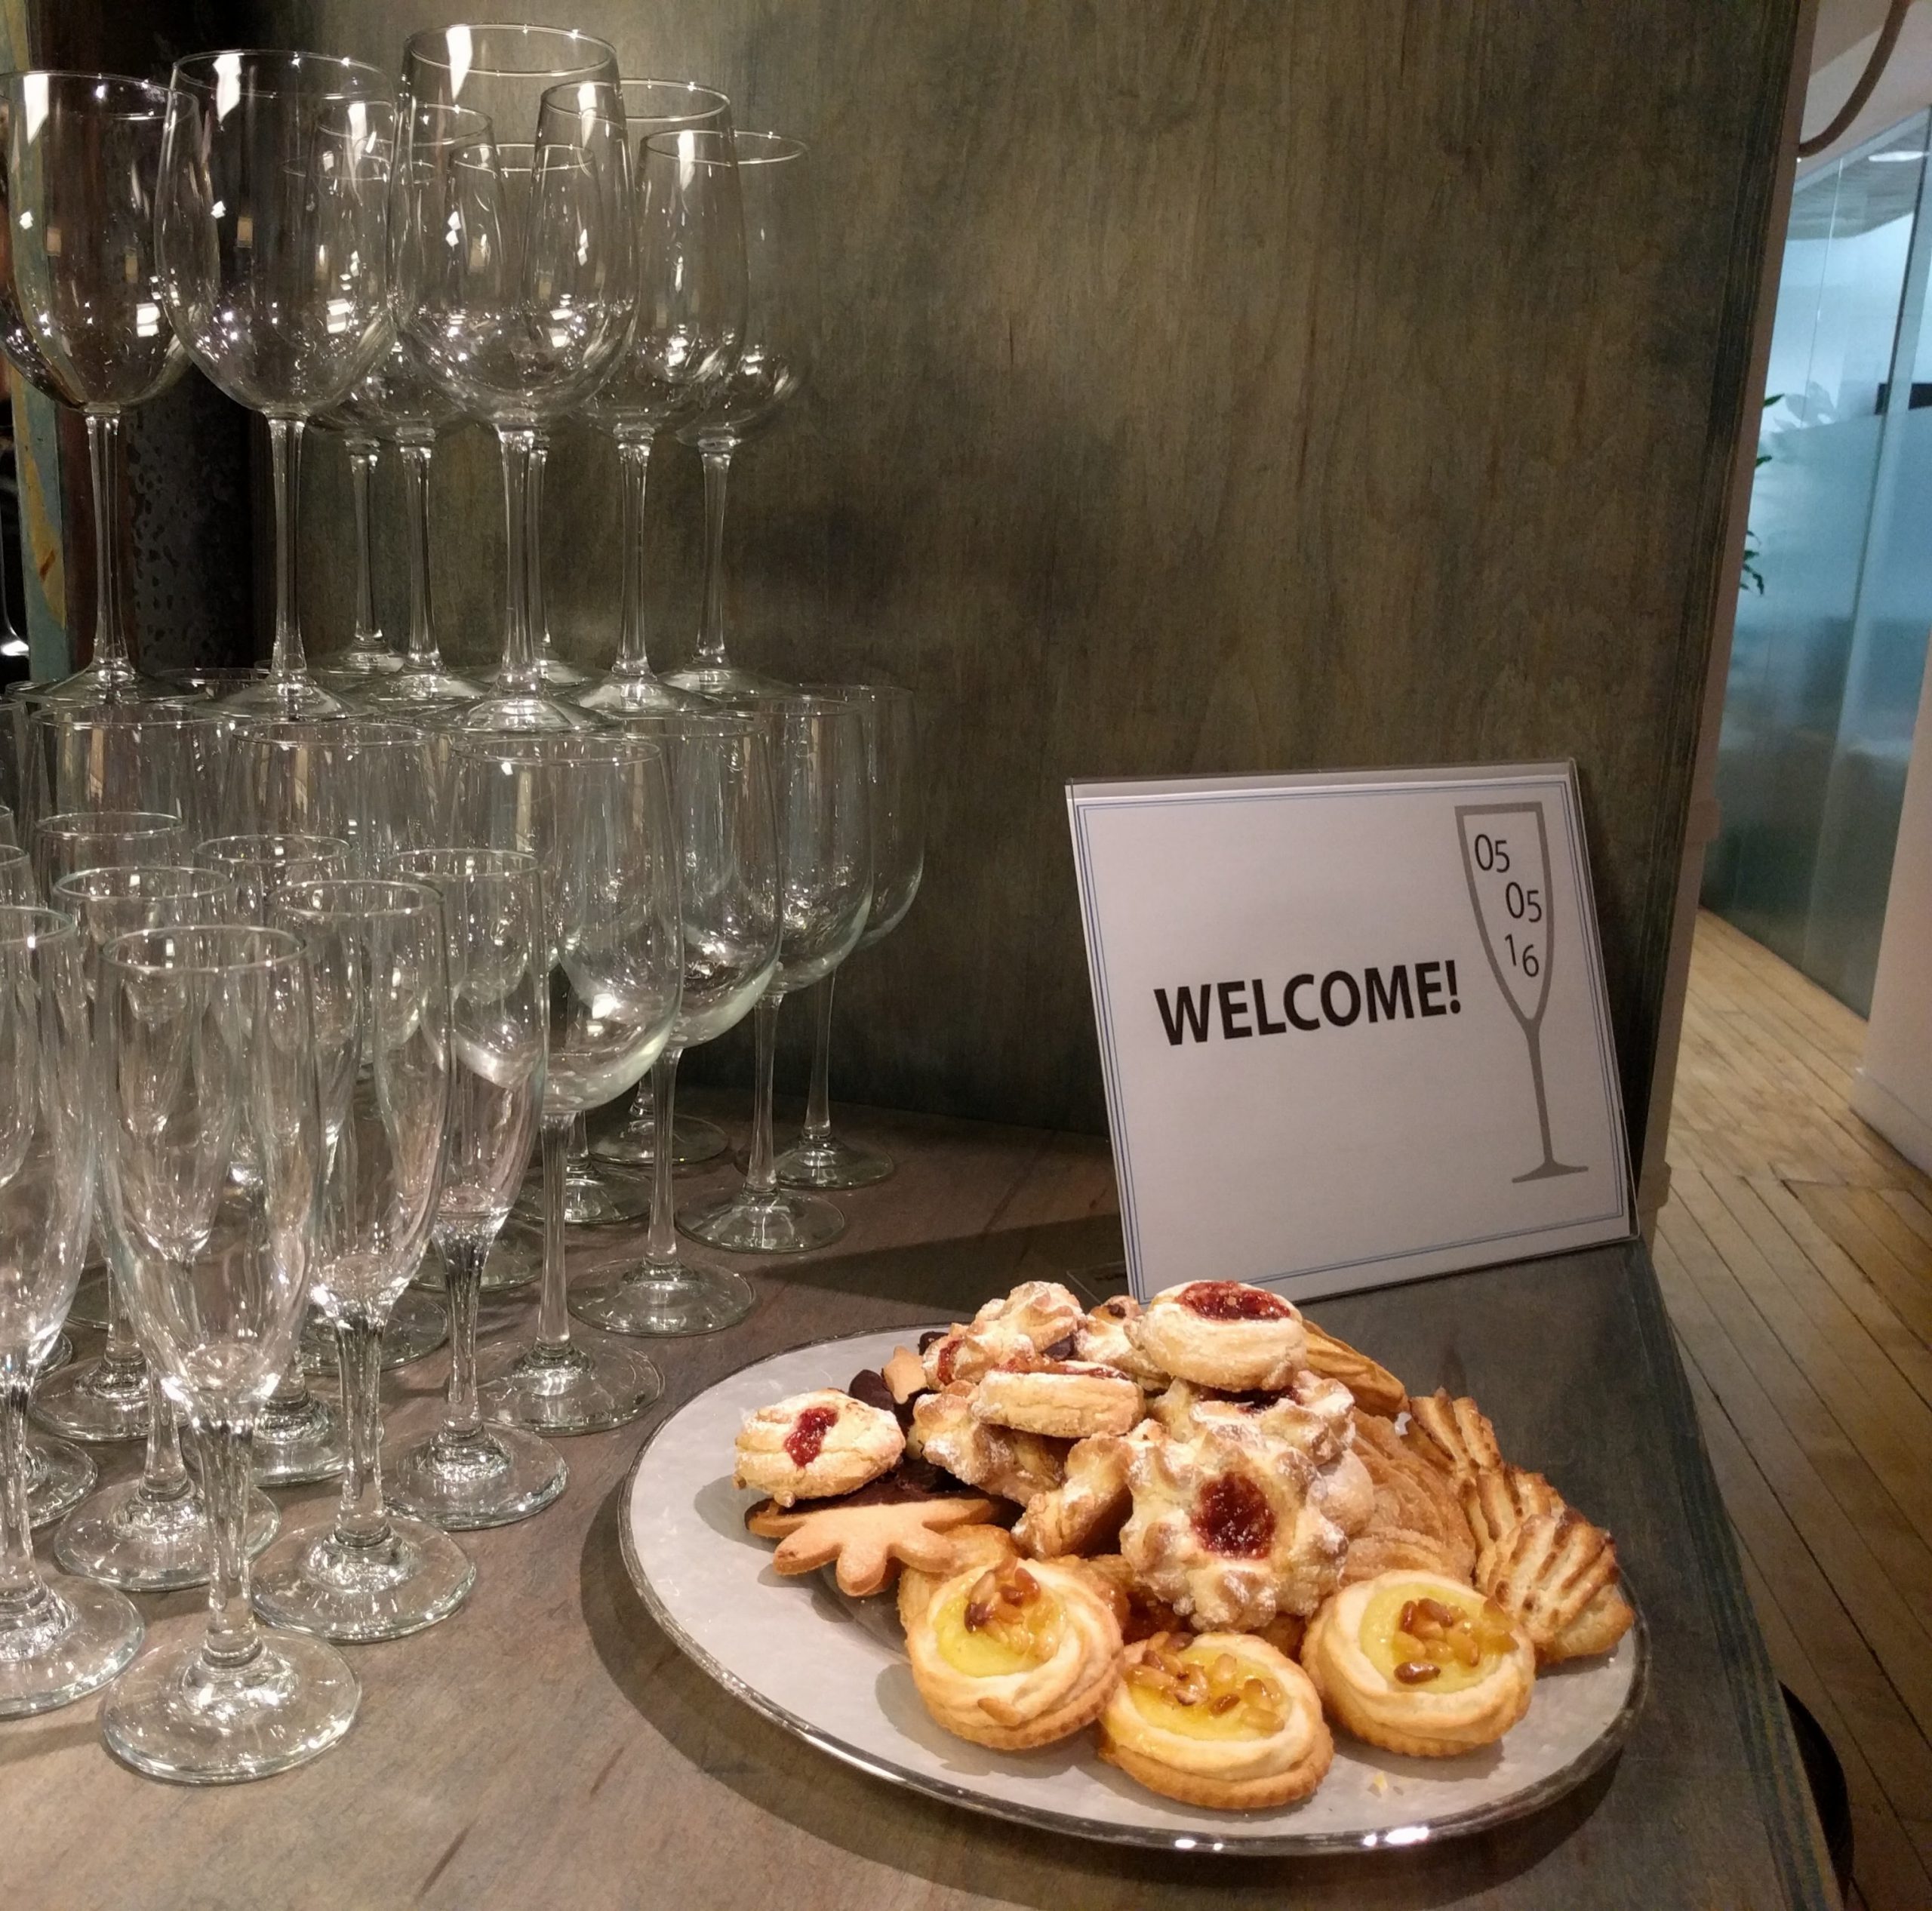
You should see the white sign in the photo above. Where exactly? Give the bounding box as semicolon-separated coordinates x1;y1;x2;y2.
1066;764;1632;1303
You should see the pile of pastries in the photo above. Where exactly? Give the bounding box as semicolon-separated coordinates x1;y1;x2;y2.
731;1278;1634;1811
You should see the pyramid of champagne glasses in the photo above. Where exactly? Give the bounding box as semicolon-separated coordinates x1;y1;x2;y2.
0;22;925;1789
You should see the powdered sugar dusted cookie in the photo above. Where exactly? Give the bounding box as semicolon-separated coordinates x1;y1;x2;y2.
1128;1282;1308;1392
734;1389;903;1507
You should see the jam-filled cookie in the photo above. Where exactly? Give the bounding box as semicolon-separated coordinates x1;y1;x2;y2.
910;1383;1070;1503
1099;1631;1333;1809
1300;1569;1535;1758
921;1282;1085;1389
1074;1295;1171;1389
905;1556;1124;1750
1128;1282;1308;1392
972;1358;1143;1439
734;1389;904;1507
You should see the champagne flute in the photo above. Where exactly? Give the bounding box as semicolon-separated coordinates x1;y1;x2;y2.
666;133;814;696
32;808;183;896
51;865;281;1590
0;73;186;705
574;711;777;1335
0;906;144;1718
255;879;469;1642
158;53;394;716
681;695;871;1252
386;848;563;1526
777;684;924;1188
451;734;681;1432
97;924;359;1780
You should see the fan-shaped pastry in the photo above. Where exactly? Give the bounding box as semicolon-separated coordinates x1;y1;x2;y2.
734;1389;904;1507
1347;1411;1478;1584
905;1556;1124;1750
921;1282;1085;1389
1014;1433;1132;1559
972;1359;1143;1439
910;1383;1070;1503
1406;1390;1506;1480
1118;1417;1349;1631
1301;1571;1535;1758
1459;1463;1567;1554
897;1523;1020;1632
1478;1509;1634;1663
1099;1632;1333;1809
1128;1282;1308;1392
1300;1319;1407;1418
1075;1294;1171;1388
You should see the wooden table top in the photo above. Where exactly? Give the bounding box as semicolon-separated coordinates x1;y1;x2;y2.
4;1098;1836;1910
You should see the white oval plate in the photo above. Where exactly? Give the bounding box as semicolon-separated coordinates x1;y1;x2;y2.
620;1327;1647;1854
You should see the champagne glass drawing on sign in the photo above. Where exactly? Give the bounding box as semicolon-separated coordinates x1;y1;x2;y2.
1455;802;1586;1183
0;73;186;705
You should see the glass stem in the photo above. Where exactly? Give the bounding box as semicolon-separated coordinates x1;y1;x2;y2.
538;1116;572;1351
346;437;382;657
398;440;440;667
696;444;734;668
100;1264;143;1374
620;1070;655;1144
614;436;655;679
0;1380;51;1623
195;1419;262;1669
528;431;554;663
744;992;784;1199
332;1312;389;1547
568;1112;591;1180
270;1352;309;1409
137;1371;191;1506
644;1048;683;1268
266;415;310;685
83;408;131;677
801;972;839;1145
495;426;540;692
440;1234;485;1440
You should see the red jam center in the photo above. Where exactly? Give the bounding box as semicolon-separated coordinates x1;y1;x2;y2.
785;1404;839;1468
1179;1282;1292;1322
1192;1475;1277;1557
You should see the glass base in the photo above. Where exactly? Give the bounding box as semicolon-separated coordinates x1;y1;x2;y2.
0;1576;143;1719
31;1355;151;1444
535;645;589;688
66;1266;111;1329
513;1159;652;1228
774;1129;897;1190
13;660;181;708
571;1260;757;1337
678;1185;848;1254
459;688;593;734
27;1434;97;1528
55;1479;278;1592
590;1111;730;1170
216;673;349;719
662;662;790;697
100;1629;359;1783
252;1390;345;1487
387;1423;568;1530
411;1228;538;1295
254;1514;475;1643
312;648;403;685
32;1332;72;1377
299;1291;447;1374
477;1335;661;1436
571;672;709;715
357;665;484;712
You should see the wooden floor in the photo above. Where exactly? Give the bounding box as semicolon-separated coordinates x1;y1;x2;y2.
1662;909;1932;1911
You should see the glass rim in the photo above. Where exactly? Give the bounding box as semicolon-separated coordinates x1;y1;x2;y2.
601;708;761;741
224;714;426;743
401;23;619;82
535;82;629;131
443;731;665;766
728;131;808;165
29;699;220;729
385;845;540;878
274;875;442;920
53;862;229;903
168;48;393;97
617;75;731;116
101;920;305;977
641;128;735;165
0;903;79;952
195;831;352;866
36;807;183;837
3;71;173;115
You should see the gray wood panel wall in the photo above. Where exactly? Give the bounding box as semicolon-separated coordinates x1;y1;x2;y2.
269;0;1802;1142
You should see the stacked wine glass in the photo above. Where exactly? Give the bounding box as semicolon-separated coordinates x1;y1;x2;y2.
0;22;928;1794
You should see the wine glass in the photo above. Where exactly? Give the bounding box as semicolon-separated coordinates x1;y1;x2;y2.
158;52;394;716
665;133;814;696
777;684;924;1188
26;701;227;849
51;865;281;1590
32;808;183;896
97;924;359;1780
385;848;564;1526
574;93;742;717
0;73;186;705
193;829;349;1485
392;31;632;732
681;694;871;1252
450;733;681;1431
334;332;481;713
254;879;469;1642
0;906;145;1717
574;711;777;1335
